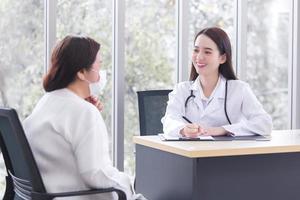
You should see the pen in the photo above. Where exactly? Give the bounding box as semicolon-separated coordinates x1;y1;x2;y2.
182;116;192;123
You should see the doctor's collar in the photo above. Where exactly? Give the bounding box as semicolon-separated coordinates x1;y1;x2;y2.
190;76;200;91
190;75;226;99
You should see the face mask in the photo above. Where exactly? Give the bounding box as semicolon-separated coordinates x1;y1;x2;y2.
85;70;107;97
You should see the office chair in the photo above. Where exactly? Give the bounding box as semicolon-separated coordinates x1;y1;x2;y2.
137;90;172;136
0;107;126;200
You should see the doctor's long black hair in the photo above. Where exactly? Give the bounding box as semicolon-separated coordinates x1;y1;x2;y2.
189;27;237;81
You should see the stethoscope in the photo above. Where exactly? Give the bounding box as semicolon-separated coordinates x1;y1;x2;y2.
184;80;232;124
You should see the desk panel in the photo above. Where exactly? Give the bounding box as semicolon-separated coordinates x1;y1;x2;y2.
136;145;195;200
136;144;300;200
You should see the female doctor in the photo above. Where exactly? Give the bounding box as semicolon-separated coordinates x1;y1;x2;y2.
162;27;272;138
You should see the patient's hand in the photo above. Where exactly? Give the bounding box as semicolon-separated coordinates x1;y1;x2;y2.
85;95;104;112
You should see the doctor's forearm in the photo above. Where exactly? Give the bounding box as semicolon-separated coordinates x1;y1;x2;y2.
204;127;228;136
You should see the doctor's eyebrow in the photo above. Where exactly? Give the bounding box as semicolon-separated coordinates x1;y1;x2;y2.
194;46;213;51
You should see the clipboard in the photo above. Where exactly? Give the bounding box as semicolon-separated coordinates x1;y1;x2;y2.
158;133;271;141
158;134;215;141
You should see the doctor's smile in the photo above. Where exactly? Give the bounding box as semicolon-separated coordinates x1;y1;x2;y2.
195;63;207;68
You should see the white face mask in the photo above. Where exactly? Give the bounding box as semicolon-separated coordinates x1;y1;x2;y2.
85;70;107;97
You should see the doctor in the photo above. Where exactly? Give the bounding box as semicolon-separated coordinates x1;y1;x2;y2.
162;27;272;138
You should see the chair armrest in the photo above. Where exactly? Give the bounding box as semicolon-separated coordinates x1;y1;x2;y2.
3;176;14;200
31;187;127;200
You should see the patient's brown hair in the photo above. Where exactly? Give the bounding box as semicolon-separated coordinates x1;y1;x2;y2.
43;35;100;92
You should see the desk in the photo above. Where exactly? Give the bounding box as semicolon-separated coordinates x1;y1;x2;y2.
134;130;300;200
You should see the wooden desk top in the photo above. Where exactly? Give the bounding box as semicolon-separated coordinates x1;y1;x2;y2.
133;130;300;158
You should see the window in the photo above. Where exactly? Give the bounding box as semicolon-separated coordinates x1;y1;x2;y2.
57;0;113;151
245;0;291;129
189;0;235;64
124;0;176;175
0;0;44;196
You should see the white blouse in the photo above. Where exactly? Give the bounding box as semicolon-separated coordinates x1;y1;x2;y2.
23;88;135;200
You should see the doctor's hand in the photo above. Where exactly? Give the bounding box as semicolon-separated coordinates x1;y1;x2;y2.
85;95;104;112
202;127;228;136
180;124;205;138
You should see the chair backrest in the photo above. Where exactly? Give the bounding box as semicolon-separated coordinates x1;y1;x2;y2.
137;90;172;136
0;107;47;200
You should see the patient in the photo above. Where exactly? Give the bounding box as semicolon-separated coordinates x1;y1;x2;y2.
23;35;146;200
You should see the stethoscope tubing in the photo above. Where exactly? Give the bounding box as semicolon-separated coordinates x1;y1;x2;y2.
184;80;232;125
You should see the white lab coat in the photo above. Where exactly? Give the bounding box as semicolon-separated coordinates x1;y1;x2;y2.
162;75;272;137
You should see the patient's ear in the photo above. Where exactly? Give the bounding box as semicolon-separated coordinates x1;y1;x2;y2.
77;70;85;81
